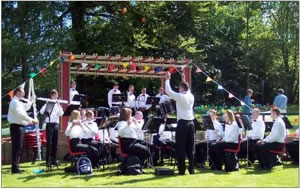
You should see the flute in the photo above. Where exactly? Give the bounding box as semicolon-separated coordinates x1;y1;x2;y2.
37;97;68;104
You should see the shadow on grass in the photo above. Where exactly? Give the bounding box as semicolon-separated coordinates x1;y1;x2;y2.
17;171;69;183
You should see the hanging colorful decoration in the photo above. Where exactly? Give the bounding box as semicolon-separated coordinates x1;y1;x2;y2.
69;55;75;61
30;73;37;78
169;66;175;74
131;62;137;70
155;67;162;72
217;85;223;90
41;68;47;77
81;63;88;69
241;101;246;106
228;93;234;98
122;7;127;14
206;76;212;82
144;65;150;72
95;64;101;69
8;90;14;99
195;67;202;73
122;62;129;68
108;64;115;72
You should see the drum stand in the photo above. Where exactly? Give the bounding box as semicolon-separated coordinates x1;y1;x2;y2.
144;132;155;173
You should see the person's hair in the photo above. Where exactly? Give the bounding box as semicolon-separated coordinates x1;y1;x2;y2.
278;88;284;94
226;110;235;124
253;108;260;114
86;110;94;118
70;110;80;121
119;108;132;121
179;82;189;92
71;80;76;85
209;109;217;115
14;87;23;95
271;107;281;116
247;89;253;94
50;89;58;96
113;82;119;86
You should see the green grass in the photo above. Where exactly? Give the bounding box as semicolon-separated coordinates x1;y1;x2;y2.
2;161;299;187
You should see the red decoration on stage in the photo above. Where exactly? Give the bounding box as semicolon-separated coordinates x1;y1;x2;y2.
169;66;175;74
69;55;75;61
195;67;202;73
131;62;137;70
108;64;115;72
41;68;46;76
8;90;14;99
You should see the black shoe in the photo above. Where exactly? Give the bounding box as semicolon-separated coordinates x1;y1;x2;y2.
11;169;25;174
188;169;195;174
51;161;61;166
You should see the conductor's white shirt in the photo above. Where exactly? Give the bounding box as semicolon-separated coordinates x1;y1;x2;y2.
223;121;239;143
246;116;265;140
107;89;121;108
136;93;151;110
8;96;34;126
165;80;194;121
263;117;286;143
40;102;64;123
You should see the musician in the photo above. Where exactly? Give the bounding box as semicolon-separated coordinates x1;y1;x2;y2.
107;82;121;108
132;111;144;140
165;72;195;175
136;88;151;117
65;110;100;168
40;89;64;167
195;109;224;168
242;89;254;120
273;88;288;113
80;109;87;121
256;107;286;170
125;84;136;115
69;80;79;103
8;87;39;173
209;110;239;171
155;87;169;117
286;129;299;164
116;108;151;166
238;108;265;163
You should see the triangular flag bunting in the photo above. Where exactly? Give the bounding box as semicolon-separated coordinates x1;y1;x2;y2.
122;63;129;68
81;63;88;69
69;55;75;61
195;67;202;73
8;90;14;99
19;82;26;89
206;77;212;82
169;66;175;74
50;59;56;66
108;64;115;72
241;101;246;106
131;63;137;70
155;67;162;72
228;93;234;98
60;56;64;63
217;85;223;90
41;68;47;76
95;64;101;69
30;72;37;78
144;65;150;72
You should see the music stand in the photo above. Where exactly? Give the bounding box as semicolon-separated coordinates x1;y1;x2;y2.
201;115;215;169
72;94;85;102
112;94;127;108
235;115;243;129
142;117;163;133
282;117;293;129
146;97;160;117
240;115;253;168
63;104;81;116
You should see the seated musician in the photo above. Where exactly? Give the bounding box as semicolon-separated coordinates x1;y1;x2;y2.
238;108;265;163
256;107;286;170
286;129;299;165
132;111;145;140
81;110;106;158
155;87;169;117
65;110;100;169
116;108;151;166
80;109;87;121
195;109;224;168
209;110;239;171
136;88;151;117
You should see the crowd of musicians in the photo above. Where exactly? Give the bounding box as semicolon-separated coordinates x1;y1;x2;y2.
7;72;298;174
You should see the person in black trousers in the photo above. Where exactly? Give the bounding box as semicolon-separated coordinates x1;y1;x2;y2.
8;87;39;174
165;72;195;175
40;89;64;168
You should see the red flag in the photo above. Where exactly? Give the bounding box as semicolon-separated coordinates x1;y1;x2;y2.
108;64;115;72
169;66;175;74
41;68;47;76
131;63;137;70
195;67;202;73
8;90;14;99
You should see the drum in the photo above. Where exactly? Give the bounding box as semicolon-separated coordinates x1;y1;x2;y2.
109;106;120;116
97;107;110;118
159;100;176;115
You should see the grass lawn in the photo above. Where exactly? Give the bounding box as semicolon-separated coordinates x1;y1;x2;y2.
1;161;299;187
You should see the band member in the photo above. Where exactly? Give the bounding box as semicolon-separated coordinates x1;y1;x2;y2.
116;108;151;166
69;80;79;103
209;110;239;171
132;111;145;140
136;88;151;117
107;82;121;108
195;109;224;168
273;88;288;113
40;89;64;167
80;109;87;121
238;108;265;163
8;87;39;173
125;84;136;115
242;89;254;120
165;72;195;175
65;110;100;168
286;129;299;164
256;107;286;170
156;87;169;117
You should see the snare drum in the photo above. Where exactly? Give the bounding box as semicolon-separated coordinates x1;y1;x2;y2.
110;106;120;116
159;100;176;115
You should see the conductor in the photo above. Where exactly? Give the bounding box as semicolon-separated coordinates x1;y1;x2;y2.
165;72;195;175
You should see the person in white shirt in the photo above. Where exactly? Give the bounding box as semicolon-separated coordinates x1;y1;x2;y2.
8;87;39;174
125;84;136;115
80;109;87;121
256;107;286;170
107;82;121;108
69;80;79;103
65;110;100;169
116;108;151;166
155;87;170;117
136;88;151;117
238;108;265;163
209;110;239;171
165;72;195;175
195;109;224;168
40;89;64;167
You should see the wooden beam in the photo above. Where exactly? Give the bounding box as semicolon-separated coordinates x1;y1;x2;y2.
70;71;164;78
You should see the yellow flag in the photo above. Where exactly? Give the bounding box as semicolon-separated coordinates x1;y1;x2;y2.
144;65;150;72
49;60;56;66
122;63;129;68
206;77;212;82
